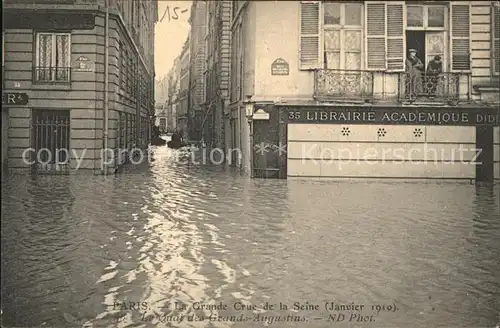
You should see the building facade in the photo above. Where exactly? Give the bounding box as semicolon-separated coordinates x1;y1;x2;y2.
155;75;168;131
154;104;167;132
167;56;181;133
2;31;8;174
2;0;157;174
187;1;208;143
204;0;233;152
230;1;499;180
178;38;190;140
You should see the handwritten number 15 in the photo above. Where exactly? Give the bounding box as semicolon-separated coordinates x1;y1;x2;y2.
160;6;187;23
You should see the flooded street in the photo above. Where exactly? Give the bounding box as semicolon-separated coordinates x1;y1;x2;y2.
1;145;500;328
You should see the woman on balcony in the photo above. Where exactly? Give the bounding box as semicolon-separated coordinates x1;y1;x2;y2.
425;55;443;98
405;49;424;100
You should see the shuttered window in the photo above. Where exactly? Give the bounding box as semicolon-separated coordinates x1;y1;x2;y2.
494;4;500;75
450;2;471;71
299;1;321;70
365;2;386;70
323;2;363;70
387;3;405;71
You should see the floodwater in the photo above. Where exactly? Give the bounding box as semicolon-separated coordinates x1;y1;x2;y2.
1;145;500;328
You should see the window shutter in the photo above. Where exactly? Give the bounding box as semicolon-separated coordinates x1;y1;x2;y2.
365;2;386;70
299;1;321;70
450;2;471;72
494;4;500;74
387;3;405;71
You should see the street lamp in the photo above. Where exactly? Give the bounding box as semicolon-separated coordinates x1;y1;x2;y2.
244;95;254;121
243;95;254;177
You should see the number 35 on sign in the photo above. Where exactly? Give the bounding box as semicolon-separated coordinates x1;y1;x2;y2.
288;112;301;120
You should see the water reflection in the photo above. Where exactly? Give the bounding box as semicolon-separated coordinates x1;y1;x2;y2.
1;146;499;328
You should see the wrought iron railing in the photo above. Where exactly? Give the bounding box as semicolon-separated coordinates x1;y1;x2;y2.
314;69;374;101
31;111;71;174
314;69;470;105
33;66;71;83
398;72;463;103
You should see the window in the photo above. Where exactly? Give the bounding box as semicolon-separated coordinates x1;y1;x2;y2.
132;58;137;99
299;1;470;73
35;32;71;82
119;112;126;148
407;5;445;29
407;6;424;27
118;41;122;90
323;2;362;70
127;113;133;149
428;6;445;28
125;50;130;94
493;4;500;75
120;46;126;91
128;55;133;95
405;4;447;72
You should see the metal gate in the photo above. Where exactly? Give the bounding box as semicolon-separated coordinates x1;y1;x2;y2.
31;109;70;174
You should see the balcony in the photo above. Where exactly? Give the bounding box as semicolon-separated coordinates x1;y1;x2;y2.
33;66;71;84
398;72;465;105
314;69;374;103
314;69;471;106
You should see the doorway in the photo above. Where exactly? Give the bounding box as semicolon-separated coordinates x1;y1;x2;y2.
406;30;426;71
31;109;70;173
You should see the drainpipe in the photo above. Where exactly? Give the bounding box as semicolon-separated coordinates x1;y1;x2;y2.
103;0;110;175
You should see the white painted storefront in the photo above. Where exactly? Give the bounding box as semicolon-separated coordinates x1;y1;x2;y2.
287;124;481;179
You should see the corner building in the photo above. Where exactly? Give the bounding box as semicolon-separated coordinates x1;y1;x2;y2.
230;1;500;180
3;0;157;174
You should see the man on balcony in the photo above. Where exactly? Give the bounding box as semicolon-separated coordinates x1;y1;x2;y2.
405;49;424;100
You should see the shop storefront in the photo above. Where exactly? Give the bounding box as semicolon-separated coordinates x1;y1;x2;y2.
251;105;500;181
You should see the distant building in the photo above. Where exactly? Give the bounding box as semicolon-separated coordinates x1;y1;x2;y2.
155;75;168;131
204;1;233;151
188;1;208;142
178;38;190;139
154;103;167;132
168;56;181;133
2;0;158;173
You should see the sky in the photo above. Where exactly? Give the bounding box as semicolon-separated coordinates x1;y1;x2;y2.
154;0;192;80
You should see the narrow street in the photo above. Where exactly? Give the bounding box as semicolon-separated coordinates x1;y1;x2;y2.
2;145;500;328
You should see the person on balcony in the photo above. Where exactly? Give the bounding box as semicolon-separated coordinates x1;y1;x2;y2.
426;55;443;98
405;49;424;99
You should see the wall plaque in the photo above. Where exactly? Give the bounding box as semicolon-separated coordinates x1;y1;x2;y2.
74;56;93;72
271;58;289;76
2;92;29;106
